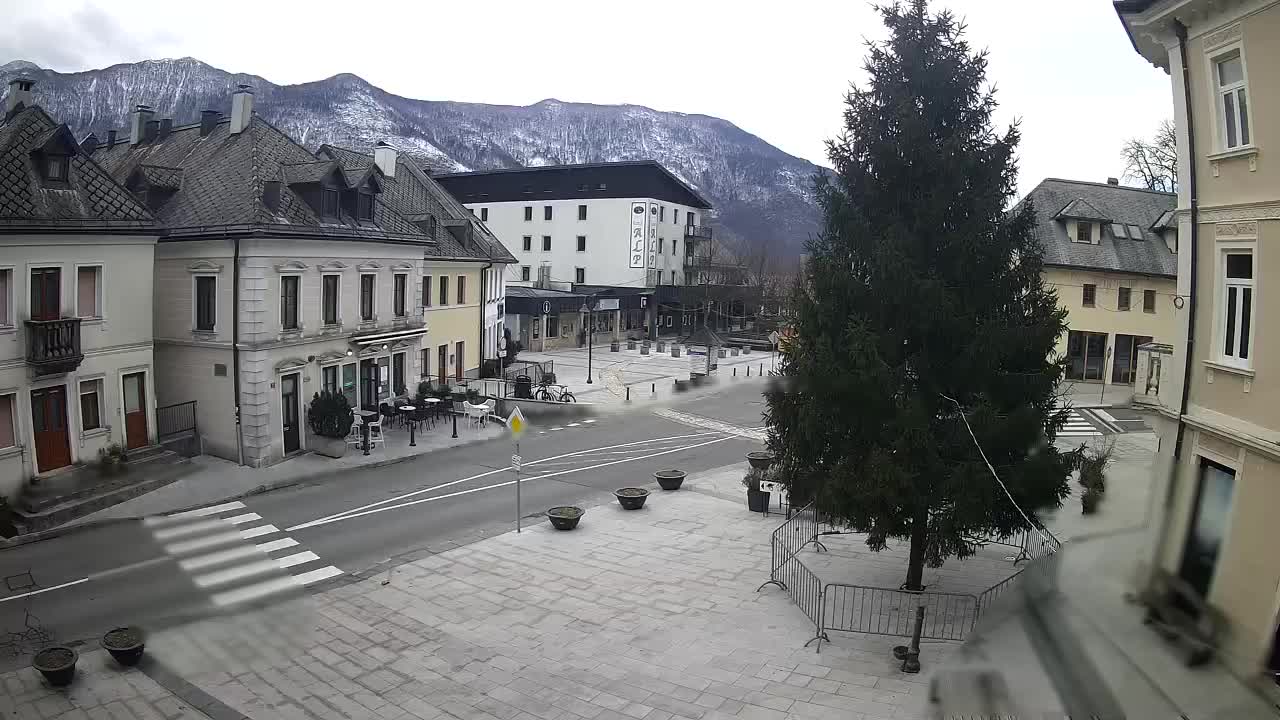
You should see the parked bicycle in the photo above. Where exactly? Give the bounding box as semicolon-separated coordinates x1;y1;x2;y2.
535;382;577;403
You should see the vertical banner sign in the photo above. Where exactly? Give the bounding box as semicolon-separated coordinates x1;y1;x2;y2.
629;202;646;269
648;203;658;268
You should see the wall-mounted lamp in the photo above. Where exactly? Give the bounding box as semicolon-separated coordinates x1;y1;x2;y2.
346;349;353;356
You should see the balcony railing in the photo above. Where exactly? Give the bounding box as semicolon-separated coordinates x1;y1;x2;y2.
25;318;83;375
684;224;713;240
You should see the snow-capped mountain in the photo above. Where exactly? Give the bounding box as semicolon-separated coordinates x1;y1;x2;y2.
1;57;821;254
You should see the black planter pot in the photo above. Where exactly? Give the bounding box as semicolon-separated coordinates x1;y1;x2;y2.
614;488;650;510
654;470;686;491
32;646;77;687
610;341;620;352
547;506;583;530
102;627;146;667
746;451;775;471
627;340;637;350
747;488;771;513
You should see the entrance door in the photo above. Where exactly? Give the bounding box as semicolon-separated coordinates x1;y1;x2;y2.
1179;459;1236;599
281;373;300;454
360;360;378;411
455;341;465;381
1112;334;1153;384
122;372;148;450
438;345;447;385
1066;330;1108;381
31;386;71;472
30;268;61;320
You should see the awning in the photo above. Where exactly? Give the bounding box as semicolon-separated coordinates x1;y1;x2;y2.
351;326;430;346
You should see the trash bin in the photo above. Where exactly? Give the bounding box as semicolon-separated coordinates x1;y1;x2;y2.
514;375;533;399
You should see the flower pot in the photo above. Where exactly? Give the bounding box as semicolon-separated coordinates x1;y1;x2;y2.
102;626;146;667
654;469;686;491
746;451;775;471
671;347;681;358
746;488;770;513
32;646;77;687
1081;491;1100;515
610;341;620;352
627;340;636;350
743;347;752;355
731;347;740;356
313;435;348;459
657;341;666;352
547;506;583;530
718;349;727;358
640;346;650;355
614;488;649;510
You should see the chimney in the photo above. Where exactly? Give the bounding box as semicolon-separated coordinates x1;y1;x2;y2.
80;133;99;155
144;119;159;142
130;104;155;145
106;130;117;146
199;110;220;137
4;77;34;120
158;118;173;139
229;84;254;135
1106;177;1119;186
374;141;398;178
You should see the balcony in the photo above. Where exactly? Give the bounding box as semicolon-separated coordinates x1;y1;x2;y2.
25;318;83;376
684;224;713;240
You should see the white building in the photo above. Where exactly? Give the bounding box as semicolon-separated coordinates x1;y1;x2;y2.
0;80;161;496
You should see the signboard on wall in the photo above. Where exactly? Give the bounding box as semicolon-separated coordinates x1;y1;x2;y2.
648;203;659;268
629;202;647;268
596;298;620;311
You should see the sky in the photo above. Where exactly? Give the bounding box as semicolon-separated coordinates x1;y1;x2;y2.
0;0;1172;197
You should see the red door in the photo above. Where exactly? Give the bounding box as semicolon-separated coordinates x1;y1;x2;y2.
122;372;148;450
31;386;71;472
30;268;61;320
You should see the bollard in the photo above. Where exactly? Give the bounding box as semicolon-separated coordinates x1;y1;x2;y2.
451;407;458;439
760;363;764;375
651;383;655;394
733;367;736;377
409;417;416;447
626;386;630;402
362;421;371;456
747;365;751;377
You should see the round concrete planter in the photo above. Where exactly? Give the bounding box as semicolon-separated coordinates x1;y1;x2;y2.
657;341;667;352
746;451;775;471
718;349;727;358
614;488;650;510
102;626;145;667
547;506;584;530
627;340;637;350
610;341;620;352
655;469;686;491
731;348;740;356
743;347;752;355
313;435;348;458
33;646;77;687
671;347;681;358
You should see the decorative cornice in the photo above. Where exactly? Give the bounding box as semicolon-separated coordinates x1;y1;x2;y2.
318;260;349;272
274;356;309;372
186;260;224;274
390;261;415;272
1203;23;1243;51
1199;202;1280;223
274;260;309;273
1215;221;1258;240
315;350;349;364
357;261;382;272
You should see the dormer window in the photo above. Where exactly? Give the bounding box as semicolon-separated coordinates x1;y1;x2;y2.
322;188;339;217
357;191;374;221
45;155;69;182
1074;221;1092;244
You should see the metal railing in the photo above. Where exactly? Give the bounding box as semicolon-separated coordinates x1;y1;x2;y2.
156;401;197;439
684;224;713;240
821;584;979;642
757;502;829;647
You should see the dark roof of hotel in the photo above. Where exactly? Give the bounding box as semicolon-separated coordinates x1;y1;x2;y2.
435;161;713;209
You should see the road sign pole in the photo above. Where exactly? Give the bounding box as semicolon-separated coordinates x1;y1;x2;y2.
515;441;522;533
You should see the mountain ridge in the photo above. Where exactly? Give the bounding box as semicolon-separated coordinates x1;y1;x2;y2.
0;57;821;254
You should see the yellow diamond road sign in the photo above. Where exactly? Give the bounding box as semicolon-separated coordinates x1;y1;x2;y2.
507;406;527;436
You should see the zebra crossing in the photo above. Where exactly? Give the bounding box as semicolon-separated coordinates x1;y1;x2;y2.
144;501;342;607
1059;408;1104;438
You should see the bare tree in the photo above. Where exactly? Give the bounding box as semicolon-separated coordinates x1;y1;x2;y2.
1122;119;1177;193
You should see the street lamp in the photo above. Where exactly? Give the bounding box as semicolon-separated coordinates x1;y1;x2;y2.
579;296;595;384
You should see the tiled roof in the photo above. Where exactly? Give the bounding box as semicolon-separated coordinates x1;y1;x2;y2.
0;106;154;230
135;164;182;190
1017;178;1176;278
316;144;516;263
281;160;337;186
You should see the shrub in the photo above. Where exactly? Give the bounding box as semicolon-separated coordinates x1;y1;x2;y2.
415;381;434;403
1077;442;1113;493
465;388;482;403
742;467;769;493
307;391;354;439
1082;486;1102;515
506;340;523;362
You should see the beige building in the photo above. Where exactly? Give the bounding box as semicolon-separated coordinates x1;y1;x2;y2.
1020;177;1178;388
1119;0;1280;688
0;80;160;496
88;88;513;467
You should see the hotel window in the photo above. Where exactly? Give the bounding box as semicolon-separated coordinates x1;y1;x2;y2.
659;206;665;222
522;236;532;251
322;365;339;395
578;204;587;220
195;276;216;331
1117;287;1131;311
0;394;14;449
0;268;10;326
356;191;374;221
480;207;489;221
322;188;339;217
575;267;585;284
322;275;340;325
1082;283;1096;308
576;236;586;252
1074;221;1092;244
1221;251;1253;365
393;274;407;317
393;352;406;395
439;275;449;306
544;206;553;221
79;379;102;431
422;275;432;308
521;266;531;282
77;266;102;318
342;363;357;407
524;206;532;221
360;274;375;321
542;236;551;251
420;348;430;379
280;275;300;330
658;238;664;254
1215;52;1250;149
45;154;69;182
457;275;466;304
1144;289;1156;314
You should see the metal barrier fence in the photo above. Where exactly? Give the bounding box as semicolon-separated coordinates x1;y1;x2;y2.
821;584;979;642
156;401;197;439
966;522;1062;565
757;503;829;647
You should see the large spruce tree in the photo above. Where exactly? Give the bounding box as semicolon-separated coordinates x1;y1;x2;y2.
765;0;1073;591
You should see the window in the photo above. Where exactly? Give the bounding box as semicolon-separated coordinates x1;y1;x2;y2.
455;341;464;381
1118;286;1131;311
1144;289;1156;313
672;239;677;255
1128;225;1144;240
578;204;587;220
426;215;437;238
658;238;664;254
542;236;551;251
393;274;407;317
322;189;339;217
575;267;585;284
674;210;680;225
341;363;357;407
544;206;553;221
480;207;489;221
1082;283;1096;307
420;349;430;378
360;274;375;321
1181;459;1236;597
1111;223;1128;240
439;275;449;306
457;275;466;304
524;206;532;221
422;275;432;308
195;276;216;331
521;266;531;282
666;316;672;327
1221;251;1253;364
576;236;586;252
393;352;406;395
1215;53;1250;149
1074;222;1092;244
522;236;532;252
322;365;339;395
356;192;374;221
0;268;10;326
77;266;101;318
45;155;69;182
322;275;339;325
79;379;102;431
0;394;14;449
280;275;300;330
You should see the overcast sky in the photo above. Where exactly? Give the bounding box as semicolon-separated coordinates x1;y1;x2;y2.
1;0;1171;196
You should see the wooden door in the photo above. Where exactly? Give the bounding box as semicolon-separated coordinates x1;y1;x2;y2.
122;372;148;450
30;268;61;320
281;373;300;454
31;386;71;471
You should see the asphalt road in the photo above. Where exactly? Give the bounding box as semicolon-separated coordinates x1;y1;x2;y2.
0;381;767;668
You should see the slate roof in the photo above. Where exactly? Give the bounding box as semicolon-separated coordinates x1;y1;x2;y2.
436;160;713;209
1016;178;1176;278
316;144;516;263
1054;198;1108;222
0;106;154;231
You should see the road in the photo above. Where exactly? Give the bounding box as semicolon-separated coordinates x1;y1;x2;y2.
0;381;767;668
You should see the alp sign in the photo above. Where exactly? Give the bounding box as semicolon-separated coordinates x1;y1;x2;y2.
629;202;647;269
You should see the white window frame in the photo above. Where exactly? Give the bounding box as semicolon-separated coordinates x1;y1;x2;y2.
393;272;409;318
1217;246;1255;368
1207;44;1254;153
359;272;377;322
576;236;586;252
192;273;218;334
575;267;585;284
79;377;105;434
279;272;303;332
320;364;340;396
74;263;104;321
321;272;342;327
0;265;14;330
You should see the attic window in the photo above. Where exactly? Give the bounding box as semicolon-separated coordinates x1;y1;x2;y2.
45;155;69;183
1127;224;1144;240
1111;223;1128;240
322;189;339;217
357;191;374;221
1074;221;1093;244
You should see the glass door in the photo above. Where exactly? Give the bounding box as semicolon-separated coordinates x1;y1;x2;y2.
1179;459;1236;599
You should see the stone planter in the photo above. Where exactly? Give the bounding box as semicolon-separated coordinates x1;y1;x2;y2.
610;341;620;352
627;340;637;350
654;469;686;491
743;347;752;355
731;347;740;356
746;451;775;471
33;646;77;687
547;506;583;530
747;488;770;513
312;435;348;458
102;626;145;667
671;347;681;358
718;349;727;358
657;341;666;352
614;488;650;510
640;346;650;355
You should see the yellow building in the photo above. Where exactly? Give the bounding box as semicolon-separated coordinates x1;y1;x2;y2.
1020;178;1178;387
1119;0;1280;689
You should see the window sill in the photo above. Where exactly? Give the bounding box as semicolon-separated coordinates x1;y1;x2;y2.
82;427;110;440
191;329;217;340
81;317;104;326
1204;359;1254;378
0;444;21;460
1207;145;1258;162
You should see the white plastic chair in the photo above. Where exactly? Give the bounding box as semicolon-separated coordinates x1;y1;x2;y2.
346;418;364;447
482;399;496;426
366;419;385;449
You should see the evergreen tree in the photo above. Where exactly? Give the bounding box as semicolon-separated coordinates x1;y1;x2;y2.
765;0;1073;591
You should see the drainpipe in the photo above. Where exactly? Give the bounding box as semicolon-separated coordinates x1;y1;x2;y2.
232;236;244;466
479;253;493;383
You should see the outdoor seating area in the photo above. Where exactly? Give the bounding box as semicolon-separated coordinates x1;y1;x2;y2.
345;395;496;451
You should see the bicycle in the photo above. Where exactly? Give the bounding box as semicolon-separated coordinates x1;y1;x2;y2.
534;383;576;403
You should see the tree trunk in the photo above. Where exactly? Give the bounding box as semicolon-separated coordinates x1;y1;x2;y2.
904;508;928;591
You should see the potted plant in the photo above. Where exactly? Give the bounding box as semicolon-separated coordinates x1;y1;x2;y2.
306;391;354;458
97;443;127;476
610;340;620;352
1081;486;1102;515
102;626;145;666
657;340;667;352
465;388;482;404
547;506;584;530
32;646;78;686
414;380;434;403
654;469;686;491
614;487;650;510
743;468;770;513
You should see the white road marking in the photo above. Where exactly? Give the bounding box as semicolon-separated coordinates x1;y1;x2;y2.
0;577;89;603
567;423;581;427
256;538;299;554
180;545;263;572
210;575;302;606
551;427;564;431
194;559;281;588
164;531;244;556
286;431;720;532
584;419;597;424
224;513;263;526
294;566;344;585
275;551;320;569
145;501;246;526
152;519;227;541
238;524;279;540
1096;410;1118;424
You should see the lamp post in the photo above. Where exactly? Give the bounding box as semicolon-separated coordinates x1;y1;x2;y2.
580;296;596;384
